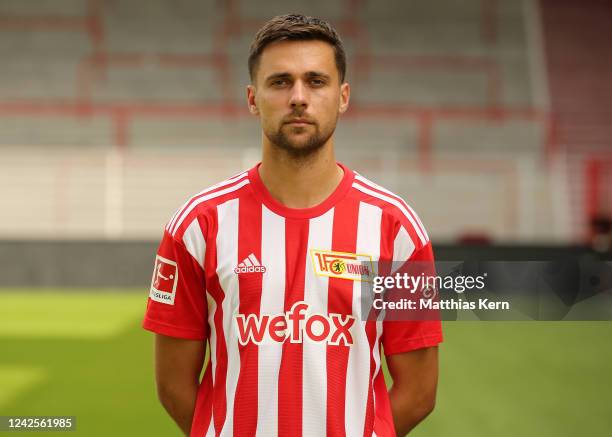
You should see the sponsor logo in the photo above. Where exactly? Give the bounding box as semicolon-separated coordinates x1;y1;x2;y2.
149;255;178;305
311;249;374;281
234;253;267;274
235;301;355;346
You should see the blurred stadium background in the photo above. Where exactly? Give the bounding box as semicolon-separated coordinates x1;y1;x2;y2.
0;0;610;436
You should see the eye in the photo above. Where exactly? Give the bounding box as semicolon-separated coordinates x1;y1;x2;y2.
271;79;288;87
310;78;325;86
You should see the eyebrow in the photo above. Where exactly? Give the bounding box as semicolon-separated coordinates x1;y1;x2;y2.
264;72;291;82
304;71;331;79
264;71;332;82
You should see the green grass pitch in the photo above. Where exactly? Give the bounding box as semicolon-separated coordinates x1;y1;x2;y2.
0;290;611;436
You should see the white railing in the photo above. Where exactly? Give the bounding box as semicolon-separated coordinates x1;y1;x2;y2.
0;146;572;243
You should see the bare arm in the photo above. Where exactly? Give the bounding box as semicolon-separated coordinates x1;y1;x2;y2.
155;334;206;436
386;346;439;436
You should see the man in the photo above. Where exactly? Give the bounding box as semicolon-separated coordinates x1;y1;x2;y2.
143;14;442;437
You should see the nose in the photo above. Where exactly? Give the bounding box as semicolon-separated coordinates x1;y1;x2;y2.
289;80;308;109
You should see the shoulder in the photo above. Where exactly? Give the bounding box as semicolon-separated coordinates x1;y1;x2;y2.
350;171;430;248
164;169;251;239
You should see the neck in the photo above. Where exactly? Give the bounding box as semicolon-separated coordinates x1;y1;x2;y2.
258;141;344;209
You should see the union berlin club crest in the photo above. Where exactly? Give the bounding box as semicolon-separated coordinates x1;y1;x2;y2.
310;249;375;282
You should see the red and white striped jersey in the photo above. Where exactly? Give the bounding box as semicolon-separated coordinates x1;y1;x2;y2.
143;162;443;437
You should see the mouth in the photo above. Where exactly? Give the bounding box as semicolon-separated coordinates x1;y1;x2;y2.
285;118;314;126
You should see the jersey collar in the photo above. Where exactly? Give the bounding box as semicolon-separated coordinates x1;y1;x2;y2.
248;161;354;219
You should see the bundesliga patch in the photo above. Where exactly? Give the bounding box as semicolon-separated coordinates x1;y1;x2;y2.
311;249;374;282
149;255;178;305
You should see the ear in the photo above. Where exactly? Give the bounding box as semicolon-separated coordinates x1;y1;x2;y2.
247;84;259;115
338;82;350;114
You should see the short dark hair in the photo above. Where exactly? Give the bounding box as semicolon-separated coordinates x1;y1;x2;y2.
248;14;347;84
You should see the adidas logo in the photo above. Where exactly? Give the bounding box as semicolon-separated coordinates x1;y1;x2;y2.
234;253;267;274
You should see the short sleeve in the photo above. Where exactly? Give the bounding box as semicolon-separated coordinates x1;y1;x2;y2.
142;230;208;340
381;241;443;355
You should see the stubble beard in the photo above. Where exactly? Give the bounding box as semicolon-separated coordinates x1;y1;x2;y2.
265;119;336;160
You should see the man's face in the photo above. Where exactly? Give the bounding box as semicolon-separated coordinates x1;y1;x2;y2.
247;40;350;158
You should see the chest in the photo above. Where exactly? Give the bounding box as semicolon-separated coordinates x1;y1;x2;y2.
209;229;377;317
